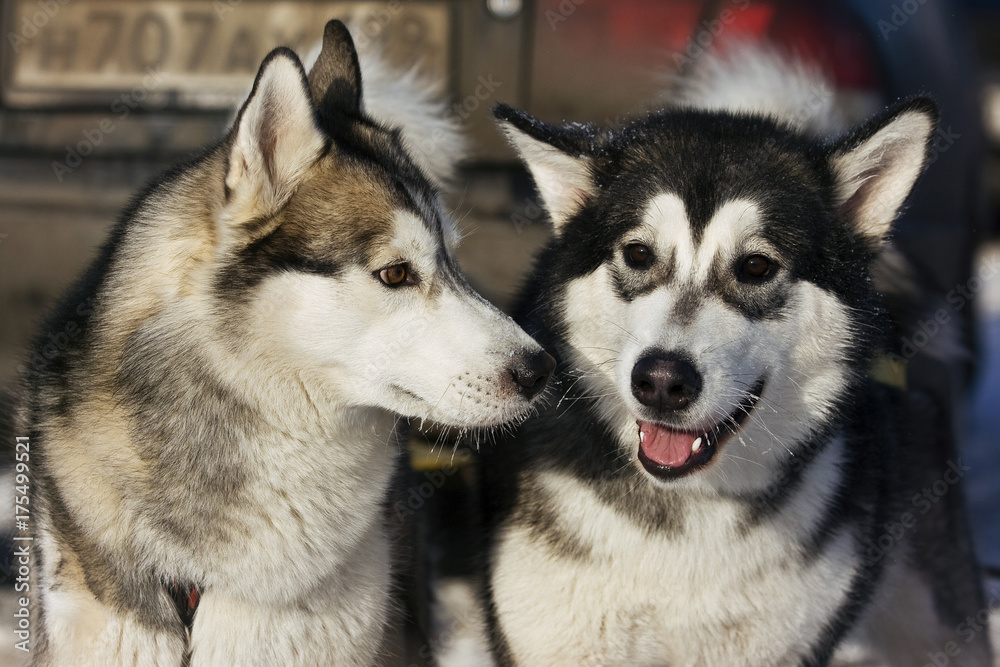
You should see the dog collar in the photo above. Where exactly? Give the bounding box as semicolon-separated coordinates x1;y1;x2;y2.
868;355;907;390
409;439;475;471
168;578;201;631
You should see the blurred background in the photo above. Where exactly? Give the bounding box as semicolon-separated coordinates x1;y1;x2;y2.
0;0;999;663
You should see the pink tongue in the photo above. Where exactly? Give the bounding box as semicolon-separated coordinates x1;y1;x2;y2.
638;421;698;468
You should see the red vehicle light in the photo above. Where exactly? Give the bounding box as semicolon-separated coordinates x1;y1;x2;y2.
528;0;881;125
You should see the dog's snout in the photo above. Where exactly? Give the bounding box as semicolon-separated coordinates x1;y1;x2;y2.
631;352;702;411
510;349;556;400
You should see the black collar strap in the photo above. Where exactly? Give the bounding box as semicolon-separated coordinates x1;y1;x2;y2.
868;355;907;390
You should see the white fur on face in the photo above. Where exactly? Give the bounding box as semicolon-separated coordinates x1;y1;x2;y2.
250;210;543;428
560;193;855;493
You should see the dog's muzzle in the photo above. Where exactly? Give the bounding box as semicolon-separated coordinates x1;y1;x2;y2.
630;350;702;412
629;349;766;479
510;349;556;400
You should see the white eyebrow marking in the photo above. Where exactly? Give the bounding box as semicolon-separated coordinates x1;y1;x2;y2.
641;194;764;282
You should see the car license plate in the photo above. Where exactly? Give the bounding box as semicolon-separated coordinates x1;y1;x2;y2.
4;0;451;108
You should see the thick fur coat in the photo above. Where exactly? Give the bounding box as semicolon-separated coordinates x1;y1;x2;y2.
21;21;551;666
479;49;991;666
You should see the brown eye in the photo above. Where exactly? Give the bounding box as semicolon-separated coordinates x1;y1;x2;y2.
378;264;410;287
625;243;653;268
740;254;775;281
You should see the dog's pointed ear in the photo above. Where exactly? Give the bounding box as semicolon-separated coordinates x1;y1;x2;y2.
226;47;324;222
828;98;937;250
308;20;363;123
494;103;596;234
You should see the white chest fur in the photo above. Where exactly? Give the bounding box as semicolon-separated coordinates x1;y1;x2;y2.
179;411;400;601
491;444;859;666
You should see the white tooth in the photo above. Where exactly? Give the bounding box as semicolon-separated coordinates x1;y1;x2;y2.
639;430;645;443
691;437;702;453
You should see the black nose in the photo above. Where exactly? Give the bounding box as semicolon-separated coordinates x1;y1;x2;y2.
631;351;702;411
510;349;556;400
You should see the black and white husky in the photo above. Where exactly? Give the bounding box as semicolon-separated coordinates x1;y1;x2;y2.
20;21;552;666
480;50;991;665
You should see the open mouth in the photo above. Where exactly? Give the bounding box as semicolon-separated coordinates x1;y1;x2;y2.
636;377;766;480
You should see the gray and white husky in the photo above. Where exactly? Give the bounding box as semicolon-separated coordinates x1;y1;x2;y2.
480;49;991;665
19;20;552;666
